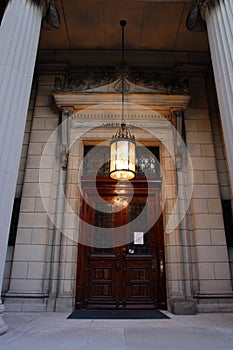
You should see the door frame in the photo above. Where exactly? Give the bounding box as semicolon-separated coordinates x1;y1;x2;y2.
75;177;167;309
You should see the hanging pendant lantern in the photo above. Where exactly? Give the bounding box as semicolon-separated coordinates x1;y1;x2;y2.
110;20;136;181
110;123;136;180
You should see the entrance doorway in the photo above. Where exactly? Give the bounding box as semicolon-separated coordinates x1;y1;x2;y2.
76;176;167;309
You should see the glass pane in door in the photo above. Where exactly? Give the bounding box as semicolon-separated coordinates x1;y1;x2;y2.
128;202;150;254
93;202;114;254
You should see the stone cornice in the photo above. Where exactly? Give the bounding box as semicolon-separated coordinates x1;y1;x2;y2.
53;91;190;115
37;63;209;78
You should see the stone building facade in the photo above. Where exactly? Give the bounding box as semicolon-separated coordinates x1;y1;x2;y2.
0;0;232;334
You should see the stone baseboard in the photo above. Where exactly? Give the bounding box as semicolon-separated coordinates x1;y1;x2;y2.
195;293;233;313
3;292;48;312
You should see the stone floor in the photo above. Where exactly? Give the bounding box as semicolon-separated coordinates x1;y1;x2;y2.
0;311;233;350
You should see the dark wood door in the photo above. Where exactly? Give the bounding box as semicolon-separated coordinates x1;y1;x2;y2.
76;179;167;310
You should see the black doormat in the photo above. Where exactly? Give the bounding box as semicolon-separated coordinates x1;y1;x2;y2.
67;309;170;319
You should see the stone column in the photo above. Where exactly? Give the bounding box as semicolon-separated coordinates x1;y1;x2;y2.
0;0;43;335
201;0;233;196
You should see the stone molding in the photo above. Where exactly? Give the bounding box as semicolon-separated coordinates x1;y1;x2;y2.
37;63;209;79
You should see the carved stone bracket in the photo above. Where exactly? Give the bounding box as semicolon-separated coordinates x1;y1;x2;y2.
41;0;60;29
186;0;207;32
187;0;219;31
59;109;70;169
173;110;187;170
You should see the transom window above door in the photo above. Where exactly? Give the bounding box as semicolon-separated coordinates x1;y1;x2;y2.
83;145;160;178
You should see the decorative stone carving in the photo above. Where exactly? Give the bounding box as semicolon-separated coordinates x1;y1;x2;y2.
54;67;189;95
54;68;119;93
59;110;70;169
60;144;69;169
186;0;206;32
41;0;60;29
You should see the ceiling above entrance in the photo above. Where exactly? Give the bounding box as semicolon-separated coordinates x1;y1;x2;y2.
39;0;209;52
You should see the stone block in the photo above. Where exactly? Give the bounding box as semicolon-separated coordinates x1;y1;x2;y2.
197;120;211;131
214;263;232;280
194;229;211;245
35;198;48;212
15;229;32;245
214;146;224;159
204;171;218;184
220;186;231;200
9;278;44;293
194;214;224;229
201;144;215;157
22;298;47;312
28;143;43;155
35;95;50;107
193;184;219;198
33;106;57;118
22;182;51;198
185;120;198;131
20;198;36;212
24;169;39;183
191;199;208;214
197;246;229;263
11;262;28;279
27;262;45;279
39;155;56;169
218;172;229;186
26;155;41;168
166;263;183;281
55;297;74;312
45;118;58;130
31;229;48;245
199;279;232;293
30;130;53;142
32;118;46;130
191;158;217;171
188;144;201;156
3;262;12;280
210;229;227;245
18;213;49;228
207;199;222;213
169;300;197;315
193;171;205;184
39;168;54;183
166;246;183;264
197;263;215;279
186;132;212;144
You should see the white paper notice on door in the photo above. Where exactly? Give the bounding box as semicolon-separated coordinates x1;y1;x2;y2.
134;232;144;245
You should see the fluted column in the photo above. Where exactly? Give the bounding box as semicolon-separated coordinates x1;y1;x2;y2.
201;0;233;196
0;0;43;335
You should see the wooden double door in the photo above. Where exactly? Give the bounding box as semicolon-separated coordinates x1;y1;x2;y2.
76;178;167;310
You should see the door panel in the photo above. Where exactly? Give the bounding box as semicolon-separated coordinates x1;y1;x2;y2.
76;179;166;309
87;255;119;309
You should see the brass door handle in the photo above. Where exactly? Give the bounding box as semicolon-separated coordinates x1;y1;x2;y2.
159;250;164;276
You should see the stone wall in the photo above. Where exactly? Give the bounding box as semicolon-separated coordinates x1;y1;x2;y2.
3;65;233;313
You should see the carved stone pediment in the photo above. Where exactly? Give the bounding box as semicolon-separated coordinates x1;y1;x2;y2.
54;67;189;95
52;67;190;113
